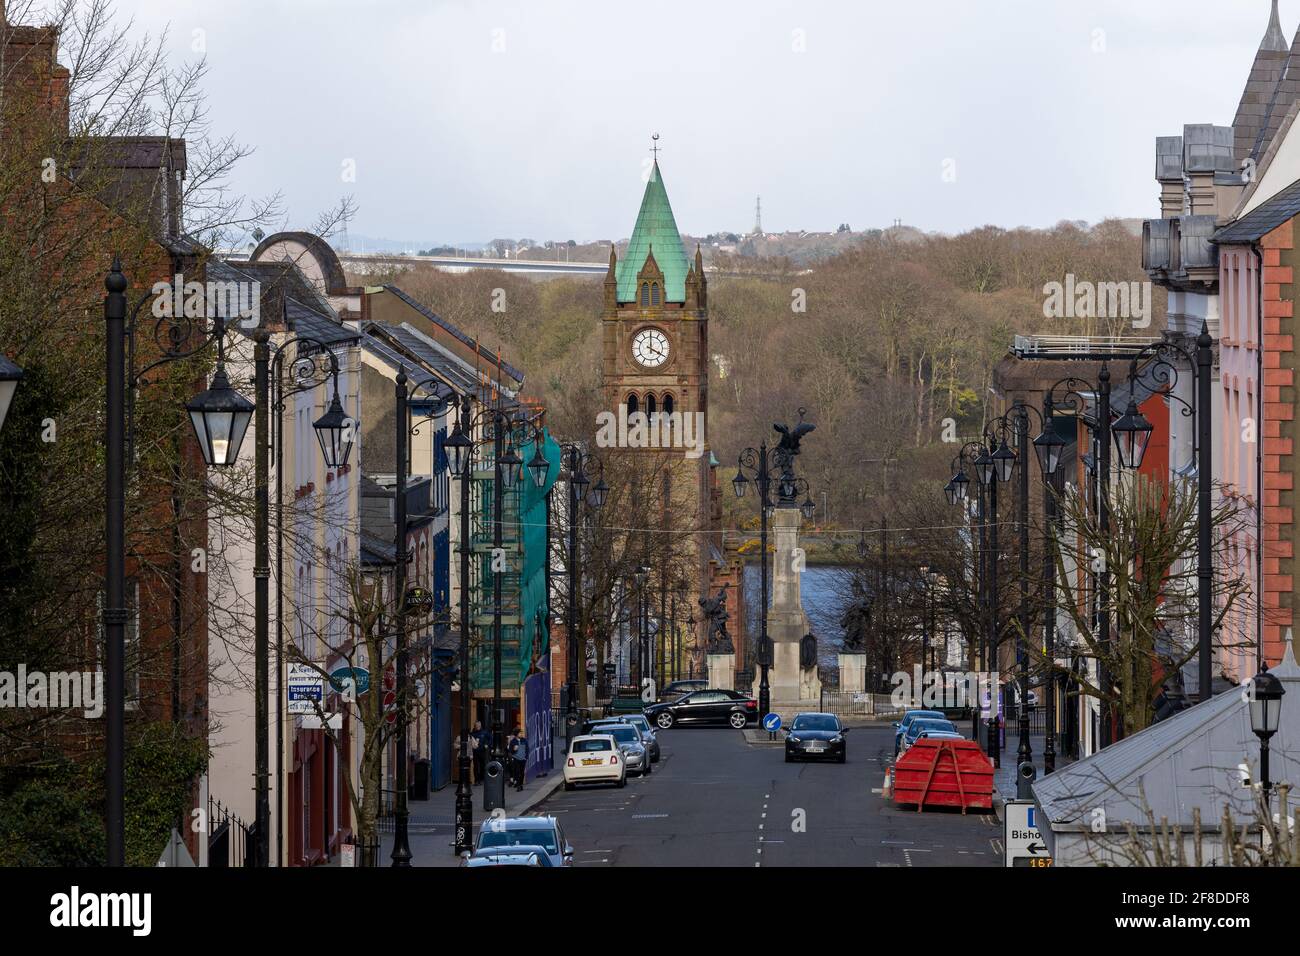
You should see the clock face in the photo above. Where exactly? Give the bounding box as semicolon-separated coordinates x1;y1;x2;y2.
632;328;670;369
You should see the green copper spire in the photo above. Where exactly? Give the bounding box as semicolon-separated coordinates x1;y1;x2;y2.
616;160;689;304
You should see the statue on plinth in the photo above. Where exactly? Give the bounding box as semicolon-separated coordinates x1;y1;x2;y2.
839;578;872;653
698;586;734;654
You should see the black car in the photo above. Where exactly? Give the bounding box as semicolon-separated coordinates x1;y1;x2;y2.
657;679;708;702
783;712;848;763
643;689;758;730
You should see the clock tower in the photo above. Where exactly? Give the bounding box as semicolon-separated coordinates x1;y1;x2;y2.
602;158;708;452
603;158;738;679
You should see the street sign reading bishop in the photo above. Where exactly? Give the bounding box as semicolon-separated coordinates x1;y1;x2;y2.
1004;800;1052;867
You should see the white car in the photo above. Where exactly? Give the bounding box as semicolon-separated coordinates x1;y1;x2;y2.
564;734;627;790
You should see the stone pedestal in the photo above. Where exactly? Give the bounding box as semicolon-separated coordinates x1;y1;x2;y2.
766;506;821;714
839;653;867;694
707;653;735;691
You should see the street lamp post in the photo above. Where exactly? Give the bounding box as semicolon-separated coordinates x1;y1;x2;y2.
973;439;1004;767
1033;398;1067;775
443;399;474;855
390;370;457;866
946;442;985;740
562;445;605;752
1247;666;1286;814
104;263;130;867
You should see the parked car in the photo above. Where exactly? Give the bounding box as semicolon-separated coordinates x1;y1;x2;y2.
620;714;662;762
586;715;661;763
643;689;758;730
892;709;946;756
564;735;627;791
461;845;555;867
658;678;708;701
593;722;653;775
783;712;848;763
899;717;959;755
475;816;573;867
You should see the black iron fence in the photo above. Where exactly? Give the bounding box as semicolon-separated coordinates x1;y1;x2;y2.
1004;702;1048;735
207;797;253;867
818;689;900;717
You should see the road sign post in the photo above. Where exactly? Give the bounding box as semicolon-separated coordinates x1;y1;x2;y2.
1004;799;1052;867
763;712;782;740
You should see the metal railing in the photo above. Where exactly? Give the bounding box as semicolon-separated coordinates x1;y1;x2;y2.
1004;703;1048;735
817;689;900;717
208;797;253;867
1011;333;1157;357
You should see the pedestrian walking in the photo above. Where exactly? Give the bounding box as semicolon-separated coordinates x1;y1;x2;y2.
472;720;487;781
509;727;529;791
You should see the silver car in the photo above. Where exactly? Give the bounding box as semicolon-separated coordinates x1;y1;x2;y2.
475;816;573;867
591;716;661;763
620;714;661;763
595;722;653;776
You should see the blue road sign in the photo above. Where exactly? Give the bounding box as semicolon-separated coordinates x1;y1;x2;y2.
763;713;782;732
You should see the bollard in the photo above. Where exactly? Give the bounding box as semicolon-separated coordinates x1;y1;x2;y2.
1017;760;1036;800
483;759;505;812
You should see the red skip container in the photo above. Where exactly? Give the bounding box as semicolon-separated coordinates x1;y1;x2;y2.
892;738;994;813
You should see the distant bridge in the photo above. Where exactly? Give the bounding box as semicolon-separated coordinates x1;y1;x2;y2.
336;250;611;276
328;250;800;283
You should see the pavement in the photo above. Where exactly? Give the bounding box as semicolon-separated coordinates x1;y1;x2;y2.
529;722;1001;867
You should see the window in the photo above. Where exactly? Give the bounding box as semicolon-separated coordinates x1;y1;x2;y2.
625;393;638;415
662;393;674;416
650;282;660;305
640;282;650;306
574;738;612;752
645;393;656;418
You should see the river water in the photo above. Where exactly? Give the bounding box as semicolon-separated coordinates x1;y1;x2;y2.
742;562;853;671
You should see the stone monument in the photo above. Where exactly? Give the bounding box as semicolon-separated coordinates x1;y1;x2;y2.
700;587;735;691
767;506;822;713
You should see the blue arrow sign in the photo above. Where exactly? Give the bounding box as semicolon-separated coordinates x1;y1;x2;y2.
763;713;782;732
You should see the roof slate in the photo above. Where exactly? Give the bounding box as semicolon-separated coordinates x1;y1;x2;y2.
615;160;689;304
1033;636;1300;835
1212;176;1300;242
382;286;524;384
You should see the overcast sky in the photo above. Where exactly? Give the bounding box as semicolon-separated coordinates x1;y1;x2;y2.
104;0;1290;244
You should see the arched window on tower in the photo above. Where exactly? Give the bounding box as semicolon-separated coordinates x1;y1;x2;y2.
645;393;657;422
640;282;650;306
662;393;674;416
626;393;639;415
650;282;660;305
